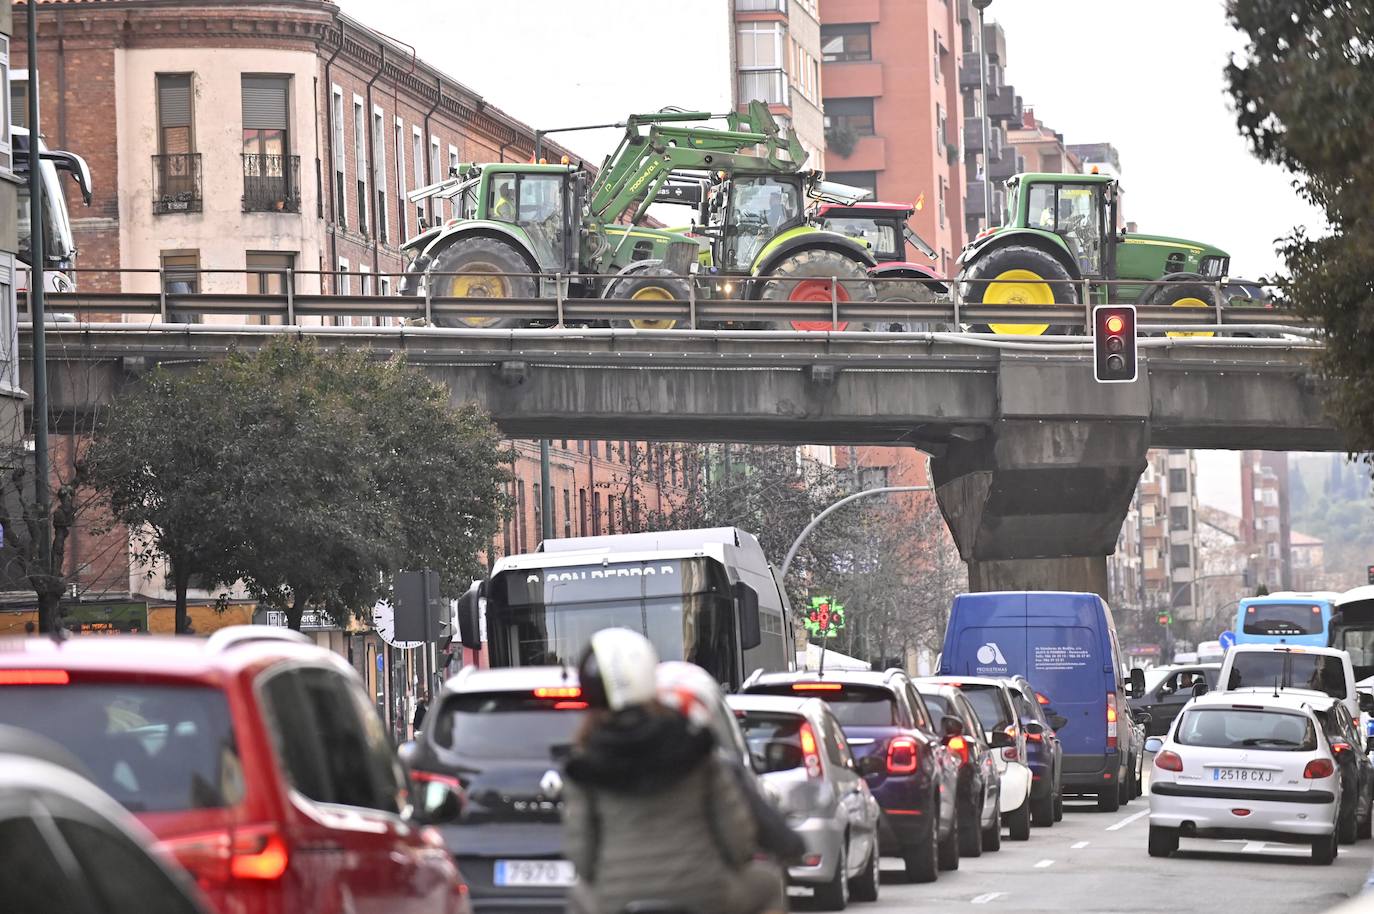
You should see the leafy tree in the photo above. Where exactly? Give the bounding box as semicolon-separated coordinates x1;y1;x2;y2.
91;339;510;631
1226;1;1374;472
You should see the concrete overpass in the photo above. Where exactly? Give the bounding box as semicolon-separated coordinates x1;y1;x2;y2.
22;319;1340;599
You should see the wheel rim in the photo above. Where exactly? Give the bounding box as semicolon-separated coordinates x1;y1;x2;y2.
1164;295;1216;339
444;260;510;327
627;285;678;330
984;268;1052;336
788;278;851;331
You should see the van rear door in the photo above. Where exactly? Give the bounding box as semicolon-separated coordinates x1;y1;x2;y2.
1023;625;1107;758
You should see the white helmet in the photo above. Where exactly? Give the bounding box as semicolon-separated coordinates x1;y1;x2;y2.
577;628;659;711
657;661;722;731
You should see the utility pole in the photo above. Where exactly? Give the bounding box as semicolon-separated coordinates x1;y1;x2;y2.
25;4;55;632
972;0;995;227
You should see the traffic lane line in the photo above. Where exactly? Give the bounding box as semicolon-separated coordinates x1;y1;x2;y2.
1034;859;1055;868
971;891;1006;904
1070;840;1090;849
1106;808;1150;831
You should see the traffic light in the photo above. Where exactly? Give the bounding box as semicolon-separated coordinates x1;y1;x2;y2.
1157;610;1172;626
1368;564;1374;585
1093;305;1138;383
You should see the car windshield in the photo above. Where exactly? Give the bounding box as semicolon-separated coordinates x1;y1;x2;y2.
1242;602;1325;636
750;684;896;727
0;684;241;812
1175;708;1317;751
736;711;807;773
1226;652;1347;699
431;693;585;760
957;685;1012;732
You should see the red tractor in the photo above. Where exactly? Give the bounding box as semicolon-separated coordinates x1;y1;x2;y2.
811;201;949;330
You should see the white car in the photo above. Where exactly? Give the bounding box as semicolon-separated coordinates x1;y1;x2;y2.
1217;643;1372;729
1146;692;1343;864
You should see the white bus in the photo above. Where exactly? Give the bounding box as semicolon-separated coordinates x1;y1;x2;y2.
14;125;92;297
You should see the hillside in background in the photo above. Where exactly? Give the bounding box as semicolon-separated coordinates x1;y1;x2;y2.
1290;454;1374;589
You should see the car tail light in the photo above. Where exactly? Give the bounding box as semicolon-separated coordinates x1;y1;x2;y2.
1035;692;1051;705
412;769;464;791
1331;741;1351;756
1154;751;1183;772
800;722;824;778
1304;758;1335;779
888;736;919;774
229;829;289;881
1001;726;1019;762
0;670;70;685
1232;809;1251;817
1026;729;1043;743
533;687;581;699
158;825;289;886
552;701;588;710
792;682;843;691
946;735;970;766
1106;693;1119;751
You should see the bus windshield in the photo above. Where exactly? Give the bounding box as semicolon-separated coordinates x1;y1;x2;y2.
486;558;740;686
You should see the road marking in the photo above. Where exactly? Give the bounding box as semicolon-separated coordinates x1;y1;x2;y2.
1034;859;1055;868
1242;841;1268;853
971;892;1006;904
1070;840;1090;849
1106;809;1150;831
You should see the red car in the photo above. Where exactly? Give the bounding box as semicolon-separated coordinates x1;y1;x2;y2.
0;627;470;914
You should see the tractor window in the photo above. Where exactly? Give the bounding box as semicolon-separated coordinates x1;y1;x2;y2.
516;174;567;269
489;174;517;223
1028;183;1104;276
818;217;897;258
726;177;801;271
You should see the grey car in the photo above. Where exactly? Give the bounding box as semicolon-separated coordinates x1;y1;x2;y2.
727;694;882;911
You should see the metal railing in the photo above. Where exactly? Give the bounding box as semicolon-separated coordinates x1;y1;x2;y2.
152;153;202;214
16;267;1318;338
241;153;301;213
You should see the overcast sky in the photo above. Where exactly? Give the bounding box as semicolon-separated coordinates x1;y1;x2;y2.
338;0;1332;505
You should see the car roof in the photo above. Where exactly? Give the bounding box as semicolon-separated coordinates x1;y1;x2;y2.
726;694;828;718
747;669;905;690
921;675;1012;690
1227;643;1346;658
442;664;579;693
1189;691;1323;715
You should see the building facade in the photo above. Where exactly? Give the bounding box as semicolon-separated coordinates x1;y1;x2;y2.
734;0;826;168
820;0;968;275
1240;450;1292;592
0;4;20;445
960;16;1021;241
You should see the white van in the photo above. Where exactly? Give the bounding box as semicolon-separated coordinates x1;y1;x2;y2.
1216;644;1373;731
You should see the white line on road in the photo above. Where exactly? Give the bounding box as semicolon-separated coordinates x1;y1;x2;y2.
1242;841;1268;853
1070;840;1090;849
1106;809;1150;831
1034;859;1056;868
971;892;1006;904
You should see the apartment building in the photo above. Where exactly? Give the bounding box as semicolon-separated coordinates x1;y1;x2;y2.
735;0;826;168
1006;107;1078;175
1241;451;1290;592
819;0;968;274
0;3;18;449
960;17;1020;239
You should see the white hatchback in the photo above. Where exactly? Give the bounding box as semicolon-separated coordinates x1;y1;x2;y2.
1146;692;1342;864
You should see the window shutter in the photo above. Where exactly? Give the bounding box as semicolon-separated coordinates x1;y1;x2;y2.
158;75;192;127
241;77;289;130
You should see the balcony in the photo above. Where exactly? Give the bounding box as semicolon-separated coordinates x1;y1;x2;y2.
152;153;202;215
735;0;786;10
963;184;1004;219
822;61;883;98
962;120;1004;158
959;53;981;89
242;153;302;214
823;0;880;24
987;149;1021;183
988;87;1022;123
738;69;790;108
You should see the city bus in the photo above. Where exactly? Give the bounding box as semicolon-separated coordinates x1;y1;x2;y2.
454;527;795;689
1328;586;1374;683
1234;591;1342;648
14;125;92;296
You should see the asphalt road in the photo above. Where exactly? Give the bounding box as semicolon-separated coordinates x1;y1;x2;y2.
793;792;1372;914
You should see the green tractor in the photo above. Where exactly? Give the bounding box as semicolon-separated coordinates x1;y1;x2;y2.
956;172;1231;336
400;103;875;329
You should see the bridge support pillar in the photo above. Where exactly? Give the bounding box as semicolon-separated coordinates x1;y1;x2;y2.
931;418;1150;602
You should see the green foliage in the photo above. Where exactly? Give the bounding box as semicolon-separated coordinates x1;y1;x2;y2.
825;125;858;159
1226;1;1374;472
89;339;510;631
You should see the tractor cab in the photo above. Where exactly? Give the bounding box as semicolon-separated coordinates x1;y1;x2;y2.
1004;173;1119;279
813;202;938;266
710;172;808;272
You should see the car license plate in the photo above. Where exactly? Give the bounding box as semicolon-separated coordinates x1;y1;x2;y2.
1211;767;1275;783
493;859;576;887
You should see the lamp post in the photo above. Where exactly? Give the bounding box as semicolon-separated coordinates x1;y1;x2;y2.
972;0;994;228
780;485;933;579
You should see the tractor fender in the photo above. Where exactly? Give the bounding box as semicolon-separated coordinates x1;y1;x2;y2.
958;229;1080;282
871;263;949;295
1133;272;1217;305
416;222;542;280
999;761;1033;812
753;230;877;279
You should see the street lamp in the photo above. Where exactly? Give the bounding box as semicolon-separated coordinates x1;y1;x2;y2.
972;0;994;228
780;485;933;578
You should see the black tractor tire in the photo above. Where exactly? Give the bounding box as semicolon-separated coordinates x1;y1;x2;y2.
1149;280;1220;338
428;236;535;329
960;243;1077;335
757;247;876;331
937;813;960;871
605;263;694;331
870;275;952;332
849;843;880;903
1148;825;1179;858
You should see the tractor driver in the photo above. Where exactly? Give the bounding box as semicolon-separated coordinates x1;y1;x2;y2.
493;183;516;221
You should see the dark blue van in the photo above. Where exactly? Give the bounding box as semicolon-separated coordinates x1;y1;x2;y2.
938;591;1146;812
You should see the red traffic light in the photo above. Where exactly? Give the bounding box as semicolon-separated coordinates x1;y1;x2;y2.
1093;305;1138;384
1106;315;1124;334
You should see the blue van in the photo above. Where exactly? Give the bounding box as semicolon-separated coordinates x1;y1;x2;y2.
1235;592;1341;648
938;591;1146;812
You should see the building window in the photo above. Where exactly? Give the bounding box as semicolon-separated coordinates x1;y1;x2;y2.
359;263;372;297
331;86;346;227
826;170;877;196
0;255;15;388
372;106;387;244
448;144;459;182
247;251;294;294
429;136;442;221
353;96;368;236
532;482;542;542
933;31;943;82
1;38;14;163
824;98;875;136
161;251;201;324
1171;545;1191;569
1168;468;1189;491
606;495;616;535
336;258;350;296
517;480;527;552
379;275;391;297
735;0;786;10
412;126;425;226
1169;506;1189;531
394;117;408;240
157;73;194;156
579;489;588;537
738;22;788;106
592;491;602;536
820;24;871;63
563;490;573;538
154;73;199;213
242;76;296;213
938;177;946;229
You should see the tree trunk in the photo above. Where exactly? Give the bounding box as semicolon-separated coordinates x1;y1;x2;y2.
173;565;191;634
36;589;62;634
287;593;307;632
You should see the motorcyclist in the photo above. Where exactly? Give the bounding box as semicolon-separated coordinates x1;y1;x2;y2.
562;630;785;914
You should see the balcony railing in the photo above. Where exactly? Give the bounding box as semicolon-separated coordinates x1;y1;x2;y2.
738;69;790;107
735;0;786;11
152;153;202;214
242;153;302;214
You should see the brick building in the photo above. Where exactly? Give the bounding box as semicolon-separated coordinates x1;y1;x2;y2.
0;1;19;446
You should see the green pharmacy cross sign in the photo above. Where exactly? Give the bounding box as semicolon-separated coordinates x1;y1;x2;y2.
806;596;846;639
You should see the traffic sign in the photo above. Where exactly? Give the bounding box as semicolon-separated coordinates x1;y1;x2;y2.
1219;630;1236;651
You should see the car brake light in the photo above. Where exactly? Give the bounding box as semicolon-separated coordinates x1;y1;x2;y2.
1106;693;1119;751
0;670;70;685
1035;692;1051;705
1304;758;1335;779
1154;751;1183;772
799;722;824;778
947;735;970;765
1026;731;1042;742
158;826;289;885
1001;725;1019;762
552;700;588;710
888;736;919;774
229;830;289;881
792;682;843;691
1332;741;1351;755
534;687;581;699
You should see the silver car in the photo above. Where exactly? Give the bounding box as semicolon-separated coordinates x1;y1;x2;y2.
727;694;882;911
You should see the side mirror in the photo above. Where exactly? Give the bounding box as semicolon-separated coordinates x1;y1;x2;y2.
1358;693;1374;714
411;774;464;826
1135;711;1153;726
1191;681;1209;697
456;580;483;650
735;582;761;650
397;739;420;768
989;730;1014;749
1048;713;1068;731
942;716;965;738
1144;736;1164;754
1023;720;1045;737
1129;668;1146;699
